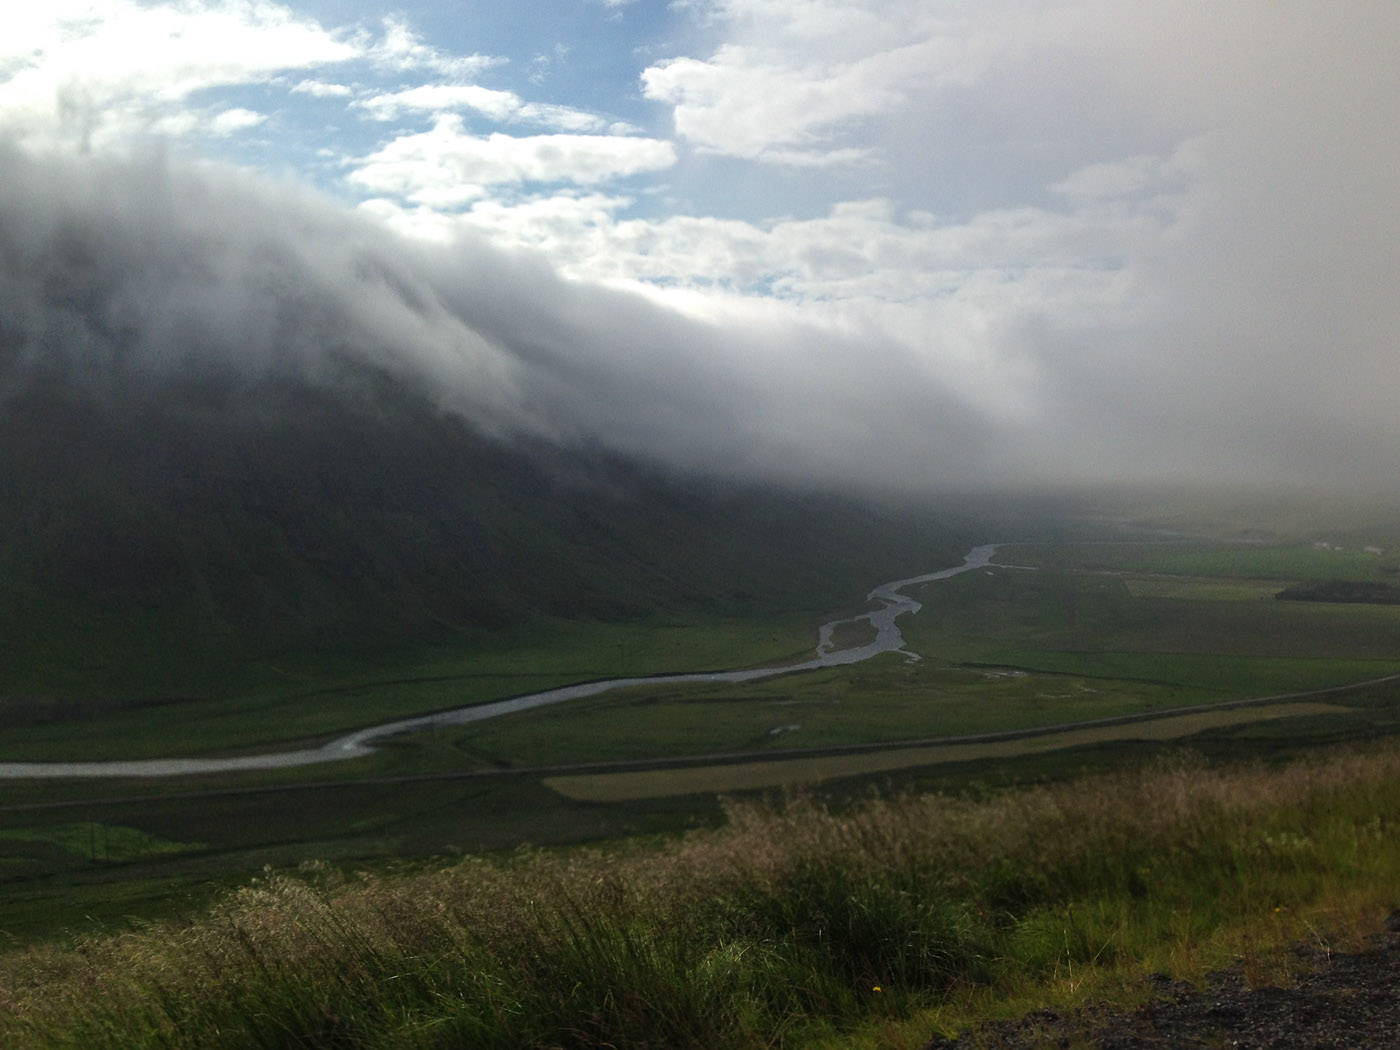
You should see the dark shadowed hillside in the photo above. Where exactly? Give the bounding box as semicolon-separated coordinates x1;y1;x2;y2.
0;357;972;692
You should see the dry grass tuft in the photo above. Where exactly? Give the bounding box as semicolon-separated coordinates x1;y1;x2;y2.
5;744;1400;1048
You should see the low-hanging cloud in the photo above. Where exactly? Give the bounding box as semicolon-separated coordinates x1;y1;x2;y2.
0;141;1000;490
2;1;1399;496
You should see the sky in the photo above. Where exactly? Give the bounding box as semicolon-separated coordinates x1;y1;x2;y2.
1;0;1397;493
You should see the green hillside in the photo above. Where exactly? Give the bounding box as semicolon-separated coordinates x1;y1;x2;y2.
0;363;971;697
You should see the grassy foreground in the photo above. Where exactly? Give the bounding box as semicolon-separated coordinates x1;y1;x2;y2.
5;744;1400;1050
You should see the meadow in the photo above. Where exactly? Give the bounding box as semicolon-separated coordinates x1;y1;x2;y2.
429;541;1400;773
5;746;1400;1049
4;522;1400;1043
0;612;823;762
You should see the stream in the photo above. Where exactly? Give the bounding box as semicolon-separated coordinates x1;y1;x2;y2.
0;544;1002;778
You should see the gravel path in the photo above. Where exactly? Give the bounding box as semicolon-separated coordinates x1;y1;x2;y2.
926;916;1400;1049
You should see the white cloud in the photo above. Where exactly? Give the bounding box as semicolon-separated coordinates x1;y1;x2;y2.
291;78;353;98
209;107;267;136
641;0;976;164
1052;153;1188;207
369;15;498;78
357;84;616;133
0;0;356;150
643;41;918;163
6;0;1400;492
339;0;1400;491
397;180;1157;314
349;115;676;201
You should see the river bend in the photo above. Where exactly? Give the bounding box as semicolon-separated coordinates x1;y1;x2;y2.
0;545;1002;779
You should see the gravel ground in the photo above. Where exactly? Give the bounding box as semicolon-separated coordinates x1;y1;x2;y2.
925;916;1400;1049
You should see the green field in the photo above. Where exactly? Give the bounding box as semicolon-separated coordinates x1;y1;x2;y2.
1003;539;1397;581
0;612;823;762
434;553;1400;770
7;522;1400;947
543;702;1355;801
11;745;1400;1050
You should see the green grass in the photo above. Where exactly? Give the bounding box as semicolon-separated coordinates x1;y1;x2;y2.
9;673;1400;949
12;540;1399;767
442;659;1191;766
1002;541;1395;582
542;702;1354;801
426;562;1400;769
6;745;1400;1049
0;825;200;864
9;531;1400;956
0;612;822;761
915;563;1400;659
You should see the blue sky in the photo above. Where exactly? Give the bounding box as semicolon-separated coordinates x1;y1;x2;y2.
3;2;1398;491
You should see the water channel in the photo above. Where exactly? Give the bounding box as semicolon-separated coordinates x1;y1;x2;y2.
0;545;1002;779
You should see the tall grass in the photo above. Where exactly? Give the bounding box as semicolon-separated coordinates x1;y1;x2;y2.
5;744;1400;1049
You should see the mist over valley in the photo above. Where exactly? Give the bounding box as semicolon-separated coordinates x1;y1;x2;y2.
3;5;1400;1047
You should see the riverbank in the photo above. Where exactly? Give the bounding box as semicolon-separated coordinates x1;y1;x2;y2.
0;546;1005;779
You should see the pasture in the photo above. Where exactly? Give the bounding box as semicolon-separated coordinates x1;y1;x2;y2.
6;526;1400;944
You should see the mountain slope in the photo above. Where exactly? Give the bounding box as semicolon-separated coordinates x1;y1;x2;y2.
0;361;971;694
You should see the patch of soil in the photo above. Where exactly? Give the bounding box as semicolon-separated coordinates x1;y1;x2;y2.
926;916;1400;1049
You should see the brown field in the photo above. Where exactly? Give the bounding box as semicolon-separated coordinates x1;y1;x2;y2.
543;701;1352;801
1121;577;1288;601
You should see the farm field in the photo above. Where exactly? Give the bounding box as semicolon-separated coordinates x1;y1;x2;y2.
0;612;823;763
5;527;1400;945
542;701;1354;801
437;542;1400;769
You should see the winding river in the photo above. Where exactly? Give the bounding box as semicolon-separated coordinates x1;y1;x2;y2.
0;544;1003;779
